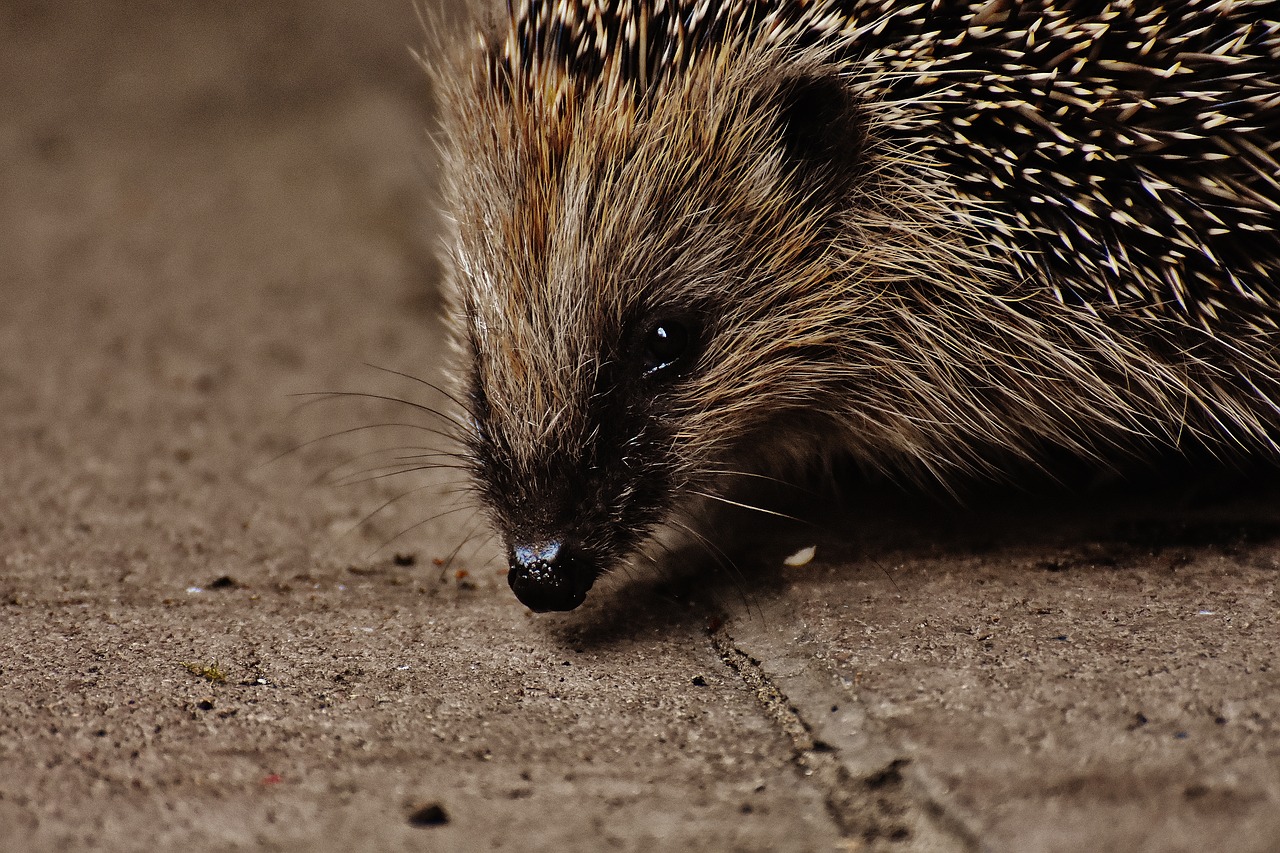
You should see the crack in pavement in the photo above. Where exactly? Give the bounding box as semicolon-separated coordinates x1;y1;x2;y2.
711;625;980;852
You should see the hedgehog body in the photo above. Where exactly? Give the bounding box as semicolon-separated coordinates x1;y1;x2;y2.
436;0;1280;611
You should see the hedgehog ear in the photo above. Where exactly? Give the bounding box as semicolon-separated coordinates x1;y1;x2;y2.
772;69;866;207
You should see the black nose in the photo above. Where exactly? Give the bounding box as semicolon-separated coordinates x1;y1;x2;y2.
507;540;598;612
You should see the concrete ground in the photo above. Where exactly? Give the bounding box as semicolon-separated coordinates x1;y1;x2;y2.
2;2;1277;850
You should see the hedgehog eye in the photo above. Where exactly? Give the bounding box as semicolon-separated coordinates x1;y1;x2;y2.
641;320;692;379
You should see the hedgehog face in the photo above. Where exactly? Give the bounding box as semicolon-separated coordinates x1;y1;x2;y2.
441;42;871;610
461;311;701;611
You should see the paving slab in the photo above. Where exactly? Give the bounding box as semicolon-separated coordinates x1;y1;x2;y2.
716;494;1280;852
3;2;1278;851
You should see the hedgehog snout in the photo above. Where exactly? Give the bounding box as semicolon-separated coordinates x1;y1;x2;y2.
506;539;600;612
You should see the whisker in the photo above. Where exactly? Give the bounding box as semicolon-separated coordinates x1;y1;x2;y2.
393;451;466;462
701;468;822;498
342;482;466;538
666;517;744;591
289;390;468;435
439;512;490;577
668;514;756;615
360;362;473;415
367;503;476;560
636;542;677;594
315;447;464;486
261;422;458;469
879;560;903;594
326;464;472;489
647;533;747;612
475;551;504;575
458;524;500;568
690;490;810;524
437;482;483;499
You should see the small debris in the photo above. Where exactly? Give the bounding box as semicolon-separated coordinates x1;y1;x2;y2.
261;773;283;786
782;545;816;567
407;802;449;827
208;575;238;590
393;553;417;567
181;661;227;683
690;675;707;687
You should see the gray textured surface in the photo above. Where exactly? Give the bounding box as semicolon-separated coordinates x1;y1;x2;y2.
2;2;1277;850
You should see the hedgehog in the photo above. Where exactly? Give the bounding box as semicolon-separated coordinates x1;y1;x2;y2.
431;0;1280;611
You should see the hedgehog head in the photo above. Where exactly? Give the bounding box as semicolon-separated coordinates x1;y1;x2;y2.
438;33;874;610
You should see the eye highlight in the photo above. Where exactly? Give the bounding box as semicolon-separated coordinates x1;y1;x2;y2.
641;319;693;379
